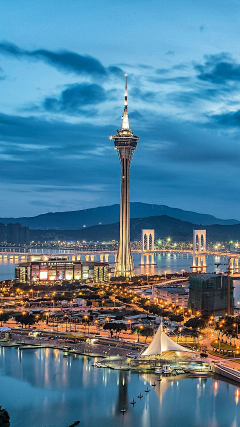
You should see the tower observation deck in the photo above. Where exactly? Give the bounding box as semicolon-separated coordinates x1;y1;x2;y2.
110;75;139;277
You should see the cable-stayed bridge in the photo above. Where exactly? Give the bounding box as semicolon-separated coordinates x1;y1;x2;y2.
1;229;240;273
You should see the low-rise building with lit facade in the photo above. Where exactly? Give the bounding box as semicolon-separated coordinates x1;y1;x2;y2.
15;256;109;283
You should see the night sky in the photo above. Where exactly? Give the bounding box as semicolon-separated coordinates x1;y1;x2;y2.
1;0;240;219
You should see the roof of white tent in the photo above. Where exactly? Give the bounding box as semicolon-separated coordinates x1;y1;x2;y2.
142;324;191;356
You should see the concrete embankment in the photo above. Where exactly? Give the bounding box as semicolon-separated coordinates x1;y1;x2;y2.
214;364;240;383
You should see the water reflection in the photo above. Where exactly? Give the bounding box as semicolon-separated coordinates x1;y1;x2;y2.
0;253;234;282
1;348;240;427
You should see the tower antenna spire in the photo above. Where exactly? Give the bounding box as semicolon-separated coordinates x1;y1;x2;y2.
122;74;129;130
124;74;128;112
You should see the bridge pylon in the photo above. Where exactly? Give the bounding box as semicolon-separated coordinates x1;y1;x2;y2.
191;229;207;272
140;229;156;265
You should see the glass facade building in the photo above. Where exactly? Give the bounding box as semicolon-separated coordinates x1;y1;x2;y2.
15;257;109;283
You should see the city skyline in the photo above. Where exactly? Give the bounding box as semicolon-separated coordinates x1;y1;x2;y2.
1;1;240;218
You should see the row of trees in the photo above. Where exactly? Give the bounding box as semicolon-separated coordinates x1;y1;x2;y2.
103;322;154;341
103;322;127;338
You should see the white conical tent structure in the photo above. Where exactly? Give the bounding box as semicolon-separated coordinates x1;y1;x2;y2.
142;323;190;356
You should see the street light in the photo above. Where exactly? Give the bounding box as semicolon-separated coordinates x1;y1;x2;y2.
138;325;144;342
233;323;239;336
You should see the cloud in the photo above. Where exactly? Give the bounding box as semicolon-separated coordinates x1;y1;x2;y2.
129;110;143;120
167;87;230;105
210;110;240;128
149;76;190;84
194;53;240;83
131;87;156;102
43;82;111;114
0;41;124;78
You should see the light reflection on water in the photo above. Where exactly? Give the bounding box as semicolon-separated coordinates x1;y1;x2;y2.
0;253;231;282
0;347;240;427
2;253;240;304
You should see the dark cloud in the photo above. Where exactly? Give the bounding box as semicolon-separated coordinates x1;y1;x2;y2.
0;41;123;78
156;64;188;75
149;76;190;84
43;83;110;114
156;68;170;75
131;87;156;102
210;110;240;128
167;87;229;105
194;53;240;83
129;110;143;120
138;64;153;70
172;64;188;71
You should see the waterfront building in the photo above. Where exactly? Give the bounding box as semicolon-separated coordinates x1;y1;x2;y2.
110;76;139;277
188;273;234;315
15;256;109;283
141;322;191;357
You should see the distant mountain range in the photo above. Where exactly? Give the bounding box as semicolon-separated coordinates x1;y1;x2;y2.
0;203;238;230
30;215;240;243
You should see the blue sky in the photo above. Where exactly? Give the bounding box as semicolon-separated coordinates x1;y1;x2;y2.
1;0;240;219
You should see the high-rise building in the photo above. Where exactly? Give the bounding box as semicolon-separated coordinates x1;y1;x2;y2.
0;223;5;243
6;223;21;244
110;76;139;277
6;223;30;244
188;273;234;315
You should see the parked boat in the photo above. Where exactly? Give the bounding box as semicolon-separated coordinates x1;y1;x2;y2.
155;368;162;374
189;371;212;378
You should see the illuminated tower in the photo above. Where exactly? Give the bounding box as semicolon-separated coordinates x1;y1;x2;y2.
110;75;139;277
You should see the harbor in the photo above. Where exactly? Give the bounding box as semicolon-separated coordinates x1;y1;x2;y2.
1;345;240;427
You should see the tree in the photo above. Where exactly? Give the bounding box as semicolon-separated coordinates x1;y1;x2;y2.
103;322;127;338
132;327;143;342
103;322;115;337
0;406;10;426
15;313;36;328
140;327;154;342
114;322;127;336
0;313;9;327
169;314;184;322
184;317;205;330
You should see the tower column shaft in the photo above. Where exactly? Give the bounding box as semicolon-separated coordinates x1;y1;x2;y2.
114;147;134;277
